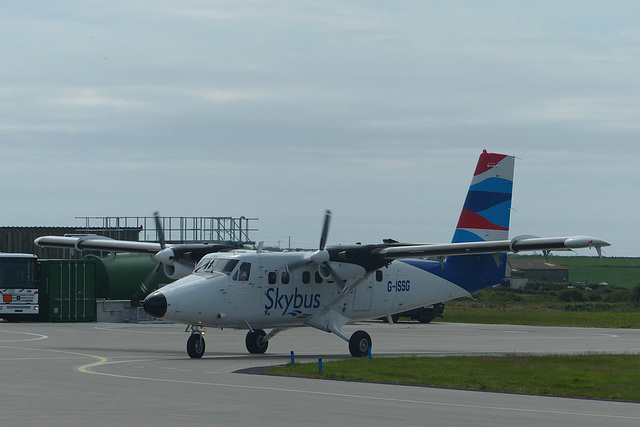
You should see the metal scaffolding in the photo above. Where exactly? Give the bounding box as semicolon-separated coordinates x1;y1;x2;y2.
75;216;258;244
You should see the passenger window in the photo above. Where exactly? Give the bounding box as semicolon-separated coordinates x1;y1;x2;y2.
268;271;277;285
315;271;323;284
302;271;310;284
376;270;383;282
281;270;290;284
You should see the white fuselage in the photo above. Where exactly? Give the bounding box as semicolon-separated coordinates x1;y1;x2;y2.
156;250;471;329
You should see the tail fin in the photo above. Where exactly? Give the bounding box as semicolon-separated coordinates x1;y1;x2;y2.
452;150;515;243
446;151;515;293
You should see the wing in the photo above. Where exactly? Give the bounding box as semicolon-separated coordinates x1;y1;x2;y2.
375;235;610;260
34;235;241;280
34;235;161;254
318;235;610;279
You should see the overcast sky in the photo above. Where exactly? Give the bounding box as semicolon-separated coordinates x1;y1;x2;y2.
1;1;637;257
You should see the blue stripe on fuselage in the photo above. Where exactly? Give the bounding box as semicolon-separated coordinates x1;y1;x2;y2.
400;253;507;294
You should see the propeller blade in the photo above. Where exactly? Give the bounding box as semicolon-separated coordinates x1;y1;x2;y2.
286;209;331;274
319;210;332;250
135;262;163;304
154;211;166;249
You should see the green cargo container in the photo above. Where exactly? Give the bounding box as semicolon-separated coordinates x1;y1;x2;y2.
83;253;171;301
38;259;97;322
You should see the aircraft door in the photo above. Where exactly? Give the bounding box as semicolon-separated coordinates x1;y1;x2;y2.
352;277;374;311
225;259;257;311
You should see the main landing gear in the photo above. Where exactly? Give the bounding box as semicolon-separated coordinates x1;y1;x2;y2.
245;329;268;354
348;330;372;358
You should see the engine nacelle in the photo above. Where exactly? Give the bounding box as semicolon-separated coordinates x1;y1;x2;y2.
318;262;366;281
163;261;195;280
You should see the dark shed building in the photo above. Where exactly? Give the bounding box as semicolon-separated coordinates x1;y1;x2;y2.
507;258;569;289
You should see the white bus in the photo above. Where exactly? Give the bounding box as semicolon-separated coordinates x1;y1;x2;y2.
0;253;39;320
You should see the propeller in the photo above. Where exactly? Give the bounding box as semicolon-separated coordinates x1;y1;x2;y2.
139;262;163;297
286;210;331;272
296;210;349;289
134;212;244;304
133;212;168;304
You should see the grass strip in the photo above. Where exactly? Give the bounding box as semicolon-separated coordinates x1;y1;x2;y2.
269;354;640;401
439;308;640;328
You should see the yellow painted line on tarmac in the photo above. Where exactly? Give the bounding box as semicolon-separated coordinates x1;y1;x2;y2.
3;344;638;422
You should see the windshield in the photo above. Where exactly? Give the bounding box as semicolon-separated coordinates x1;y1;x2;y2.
194;258;239;275
0;258;38;288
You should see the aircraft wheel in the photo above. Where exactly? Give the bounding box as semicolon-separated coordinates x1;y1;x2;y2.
246;329;268;354
187;333;206;358
418;316;435;324
349;330;371;357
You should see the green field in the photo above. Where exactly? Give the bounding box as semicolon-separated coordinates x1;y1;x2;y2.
428;256;640;328
528;256;640;288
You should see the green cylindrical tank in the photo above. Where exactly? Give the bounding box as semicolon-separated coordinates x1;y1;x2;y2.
83;253;172;301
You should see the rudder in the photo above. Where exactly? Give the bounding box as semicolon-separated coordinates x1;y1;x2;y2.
452;150;515;243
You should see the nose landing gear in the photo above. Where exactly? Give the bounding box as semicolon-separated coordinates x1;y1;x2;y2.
186;325;206;358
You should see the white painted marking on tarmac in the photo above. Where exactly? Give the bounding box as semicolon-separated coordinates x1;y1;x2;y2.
76;356;640;422
577;333;619;338
0;330;48;342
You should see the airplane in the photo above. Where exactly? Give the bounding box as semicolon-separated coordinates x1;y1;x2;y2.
35;151;609;358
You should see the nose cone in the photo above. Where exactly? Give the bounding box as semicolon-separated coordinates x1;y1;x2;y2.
143;291;167;318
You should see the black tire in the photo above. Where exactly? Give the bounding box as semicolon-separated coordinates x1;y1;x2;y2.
348;330;372;357
246;329;268;354
418;316;435;324
187;334;205;358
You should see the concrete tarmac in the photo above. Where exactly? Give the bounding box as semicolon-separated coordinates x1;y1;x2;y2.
1;321;639;426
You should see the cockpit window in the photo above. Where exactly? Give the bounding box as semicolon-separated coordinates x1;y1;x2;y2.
234;262;251;281
194;258;239;275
